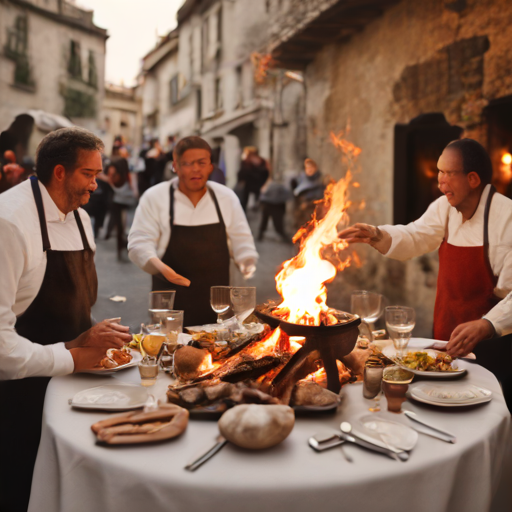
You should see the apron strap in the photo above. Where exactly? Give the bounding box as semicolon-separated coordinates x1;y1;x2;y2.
483;185;496;278
169;182;226;228
30;176;51;252
208;187;225;227
73;210;91;251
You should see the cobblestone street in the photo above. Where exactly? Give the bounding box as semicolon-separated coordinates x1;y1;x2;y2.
91;205;297;333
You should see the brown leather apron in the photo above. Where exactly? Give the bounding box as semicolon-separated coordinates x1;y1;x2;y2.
434;185;512;411
0;176;98;512
152;184;230;327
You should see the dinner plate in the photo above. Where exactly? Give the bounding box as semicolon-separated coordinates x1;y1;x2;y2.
82;350;143;375
356;414;418;451
69;384;148;411
382;347;467;378
407;382;492;407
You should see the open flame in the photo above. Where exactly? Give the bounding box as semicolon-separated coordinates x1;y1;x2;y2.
272;131;361;326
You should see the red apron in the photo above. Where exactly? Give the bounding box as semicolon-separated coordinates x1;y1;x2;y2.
433;186;512;411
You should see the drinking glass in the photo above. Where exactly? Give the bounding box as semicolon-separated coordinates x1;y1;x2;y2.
230;287;256;325
210;286;232;323
385;306;416;356
363;364;384;412
140;323;166;358
382;366;414;413
162;310;184;360
138;356;159;387
351;291;387;342
148;291;176;324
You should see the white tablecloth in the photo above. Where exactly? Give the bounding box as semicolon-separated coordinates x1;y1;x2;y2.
29;359;512;512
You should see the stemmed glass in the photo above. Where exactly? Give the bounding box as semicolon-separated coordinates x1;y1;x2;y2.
230;287;256;329
385;306;416;357
210;286;232;323
351;291;387;342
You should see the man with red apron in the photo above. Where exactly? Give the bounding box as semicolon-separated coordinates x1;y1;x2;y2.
339;138;512;410
0;128;131;512
128;136;258;327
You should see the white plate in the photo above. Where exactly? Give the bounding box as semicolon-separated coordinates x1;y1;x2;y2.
382;347;467;379
69;384;148;411
408;382;492;407
357;414;418;451
82;350;142;375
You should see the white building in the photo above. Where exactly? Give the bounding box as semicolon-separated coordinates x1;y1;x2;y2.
0;0;107;147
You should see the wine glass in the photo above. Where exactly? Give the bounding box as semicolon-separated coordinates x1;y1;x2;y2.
385;306;416;357
230;287;256;327
148;291;176;324
351;291;386;342
210;286;232;323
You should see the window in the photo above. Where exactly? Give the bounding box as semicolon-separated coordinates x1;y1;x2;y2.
201;17;209;69
88;51;97;88
196;88;202;121
170;75;179;106
215;77;223;111
235;66;242;108
68;40;82;79
4;15;34;88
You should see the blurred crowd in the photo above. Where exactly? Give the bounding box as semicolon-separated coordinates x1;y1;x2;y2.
1;132;328;255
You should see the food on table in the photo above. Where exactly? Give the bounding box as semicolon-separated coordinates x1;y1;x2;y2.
191;331;217;344
173;346;212;381
399;351;457;372
91;404;189;445
382;366;414;383
291;381;341;407
99;346;132;369
141;333;166;357
129;334;142;349
218;404;295;450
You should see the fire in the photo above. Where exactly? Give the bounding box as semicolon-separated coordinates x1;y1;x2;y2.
272;131;361;326
502;153;512;165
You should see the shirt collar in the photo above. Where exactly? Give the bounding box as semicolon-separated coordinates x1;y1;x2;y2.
172;178;210;208
38;181;73;223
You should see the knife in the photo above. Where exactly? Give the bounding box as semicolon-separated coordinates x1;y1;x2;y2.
404;411;457;444
339;431;409;461
184;435;228;472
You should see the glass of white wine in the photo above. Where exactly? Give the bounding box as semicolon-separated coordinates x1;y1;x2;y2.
385;306;416;357
210;286;232;323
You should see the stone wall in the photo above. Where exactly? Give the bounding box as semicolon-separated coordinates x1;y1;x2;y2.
301;0;512;335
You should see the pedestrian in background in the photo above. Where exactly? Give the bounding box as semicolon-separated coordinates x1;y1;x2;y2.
236;146;269;211
257;178;293;243
292;158;326;228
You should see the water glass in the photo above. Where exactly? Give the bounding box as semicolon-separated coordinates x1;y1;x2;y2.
138;356;159;387
210;286;232;322
385;306;415;356
149;291;176;324
351;291;387;342
230;287;256;324
162;310;184;348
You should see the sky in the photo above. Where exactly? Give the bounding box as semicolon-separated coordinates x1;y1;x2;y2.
76;0;184;86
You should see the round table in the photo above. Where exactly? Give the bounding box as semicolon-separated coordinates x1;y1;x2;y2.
29;357;512;512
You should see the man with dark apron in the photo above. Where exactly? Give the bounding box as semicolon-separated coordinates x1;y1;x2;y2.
128;136;258;327
0;128;131;512
339;138;512;410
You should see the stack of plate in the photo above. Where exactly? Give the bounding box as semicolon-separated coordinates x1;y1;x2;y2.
408;382;492;407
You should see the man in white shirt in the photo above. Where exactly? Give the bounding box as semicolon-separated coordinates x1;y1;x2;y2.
339;138;512;410
0;127;132;512
128;136;258;326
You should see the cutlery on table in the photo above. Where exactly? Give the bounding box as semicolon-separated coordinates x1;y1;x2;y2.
404;411;456;444
308;433;353;462
339;422;409;462
185;435;227;472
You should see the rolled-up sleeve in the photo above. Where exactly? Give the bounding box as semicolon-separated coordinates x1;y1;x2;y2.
379;196;449;261
127;189;163;272
224;192;259;266
0;220;74;380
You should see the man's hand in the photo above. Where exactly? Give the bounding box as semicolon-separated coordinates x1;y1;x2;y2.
446;319;495;358
239;257;257;280
65;318;133;372
338;223;392;254
149;257;191;287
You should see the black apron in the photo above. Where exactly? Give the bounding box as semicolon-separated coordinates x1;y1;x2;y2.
152;184;230;327
0;177;98;512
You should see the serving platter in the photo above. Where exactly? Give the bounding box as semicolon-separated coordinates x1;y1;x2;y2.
69;384;148;411
382;347;467;379
407;382;492;407
82;350;143;375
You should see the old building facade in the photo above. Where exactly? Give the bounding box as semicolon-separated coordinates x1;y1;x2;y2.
268;0;512;335
0;0;107;136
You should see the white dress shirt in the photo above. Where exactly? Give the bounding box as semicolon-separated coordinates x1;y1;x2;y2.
380;184;512;336
0;179;95;379
128;178;258;272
